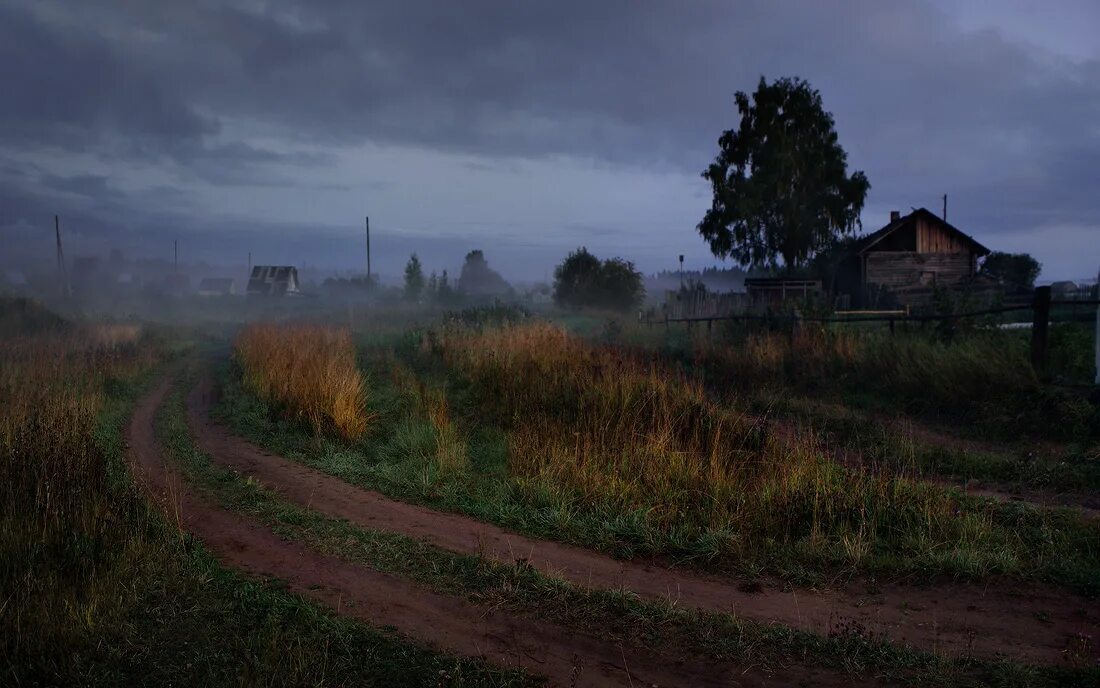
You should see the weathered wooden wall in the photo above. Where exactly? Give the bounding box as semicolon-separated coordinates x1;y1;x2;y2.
865;252;973;289
915;216;970;254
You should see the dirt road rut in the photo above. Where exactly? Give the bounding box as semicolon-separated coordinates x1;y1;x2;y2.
187;376;1099;666
130;372;869;686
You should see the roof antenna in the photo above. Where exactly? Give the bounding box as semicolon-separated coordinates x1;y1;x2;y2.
942;194;947;222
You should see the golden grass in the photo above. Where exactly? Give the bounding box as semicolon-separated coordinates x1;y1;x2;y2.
432;322;981;558
234;323;369;439
1;330;161;536
691;327;1037;404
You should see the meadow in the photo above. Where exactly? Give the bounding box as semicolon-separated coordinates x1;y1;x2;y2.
219;316;1100;590
5;294;1097;685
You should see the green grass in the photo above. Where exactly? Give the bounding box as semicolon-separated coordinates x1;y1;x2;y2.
672;322;1100;443
746;392;1100;493
214;342;1100;596
166;365;1098;687
1;346;531;687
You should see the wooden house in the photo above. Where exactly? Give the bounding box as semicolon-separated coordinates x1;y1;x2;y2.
835;208;990;308
246;266;300;297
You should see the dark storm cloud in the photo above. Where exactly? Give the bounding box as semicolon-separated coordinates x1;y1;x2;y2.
2;0;1098;274
0;4;214;153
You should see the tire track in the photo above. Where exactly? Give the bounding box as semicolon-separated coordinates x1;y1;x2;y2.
130;371;861;687
188;375;1099;665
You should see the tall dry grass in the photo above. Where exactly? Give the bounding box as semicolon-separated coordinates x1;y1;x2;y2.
685;326;1100;441
692;327;1037;408
1;326;163;665
1;330;160;538
235;323;369;439
431;322;1033;568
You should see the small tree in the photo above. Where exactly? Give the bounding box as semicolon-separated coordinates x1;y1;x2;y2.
403;253;425;301
457;249;511;297
597;257;645;311
699;76;870;270
980;252;1041;290
553;247;644;311
553;247;602;308
435;269;458;306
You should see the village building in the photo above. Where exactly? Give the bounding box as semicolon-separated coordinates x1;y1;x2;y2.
197;277;236;297
246;265;300;297
835;208;990;308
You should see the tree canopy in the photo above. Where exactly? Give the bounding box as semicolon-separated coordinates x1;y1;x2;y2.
980;252;1041;290
457;249;511;297
698;76;870;271
553;247;644;311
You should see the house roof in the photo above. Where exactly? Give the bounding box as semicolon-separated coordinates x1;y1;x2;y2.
247;265;300;295
852;208;990;256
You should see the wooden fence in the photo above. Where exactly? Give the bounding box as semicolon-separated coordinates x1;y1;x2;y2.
643;285;1100;382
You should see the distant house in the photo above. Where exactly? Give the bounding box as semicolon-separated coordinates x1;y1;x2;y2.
1049;281;1080;299
835;208;990;308
247;266;300;297
198;277;235;297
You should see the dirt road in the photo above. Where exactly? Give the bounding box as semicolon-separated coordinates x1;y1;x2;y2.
186;375;1100;665
130;372;867;687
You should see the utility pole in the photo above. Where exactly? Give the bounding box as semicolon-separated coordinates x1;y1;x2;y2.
365;216;372;283
248;251;252;274
54;215;69;298
942;194;947;222
679;254;684;290
174;239;178;274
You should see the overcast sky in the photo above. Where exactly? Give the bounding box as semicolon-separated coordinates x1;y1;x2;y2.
2;0;1098;282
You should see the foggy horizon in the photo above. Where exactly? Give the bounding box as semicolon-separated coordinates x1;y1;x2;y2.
3;1;1099;284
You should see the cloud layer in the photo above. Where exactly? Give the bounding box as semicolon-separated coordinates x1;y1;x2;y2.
2;0;1098;279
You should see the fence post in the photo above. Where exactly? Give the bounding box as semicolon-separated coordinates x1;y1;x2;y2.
789;309;803;344
1031;285;1051;379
